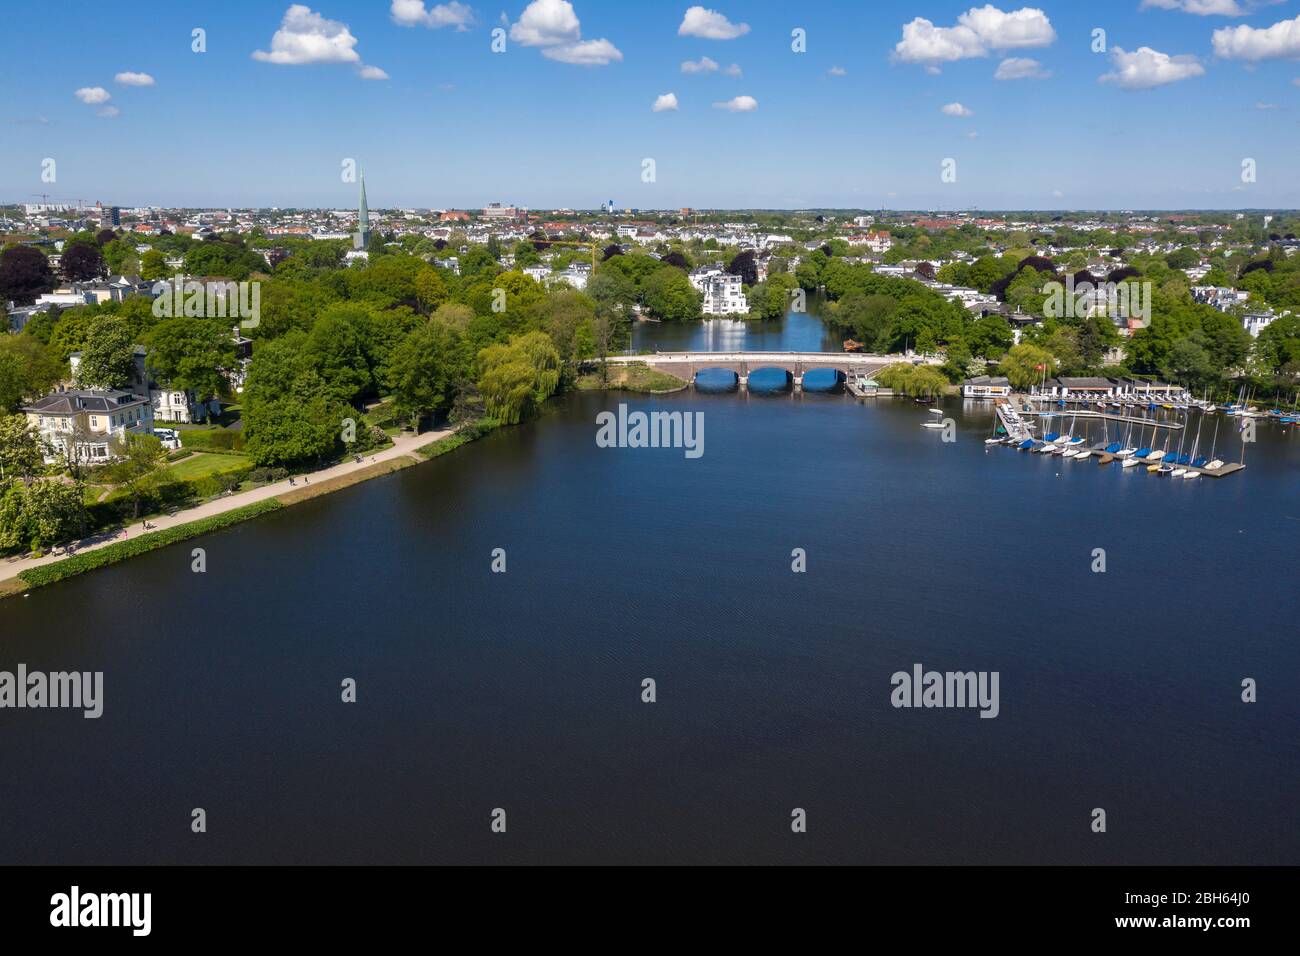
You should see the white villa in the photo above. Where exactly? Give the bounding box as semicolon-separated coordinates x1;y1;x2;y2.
23;389;154;464
689;265;749;316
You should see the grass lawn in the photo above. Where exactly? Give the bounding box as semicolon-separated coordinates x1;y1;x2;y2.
162;452;251;480
576;362;687;393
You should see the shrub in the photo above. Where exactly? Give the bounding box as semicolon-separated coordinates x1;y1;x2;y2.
18;500;283;590
249;466;289;484
180;429;245;452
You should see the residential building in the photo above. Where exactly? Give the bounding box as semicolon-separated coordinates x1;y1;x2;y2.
689;265;749;315
23;389;154;464
1242;310;1277;338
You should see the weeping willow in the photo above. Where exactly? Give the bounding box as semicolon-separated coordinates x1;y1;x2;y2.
478;332;561;425
875;363;949;398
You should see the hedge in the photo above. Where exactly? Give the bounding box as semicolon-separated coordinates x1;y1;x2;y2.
416;418;500;459
180;429;246;452
18;499;283;590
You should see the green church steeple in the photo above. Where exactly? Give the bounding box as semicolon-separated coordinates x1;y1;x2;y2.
354;170;370;250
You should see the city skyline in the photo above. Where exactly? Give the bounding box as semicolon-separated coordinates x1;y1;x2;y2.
5;1;1300;209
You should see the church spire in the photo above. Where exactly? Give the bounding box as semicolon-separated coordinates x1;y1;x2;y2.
354;169;370;250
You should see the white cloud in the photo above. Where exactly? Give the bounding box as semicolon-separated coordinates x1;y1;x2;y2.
1052;189;1065;198
511;0;580;46
74;87;111;104
894;5;1056;67
681;56;719;73
828;65;847;76
967;130;979;138
509;0;621;66
541;38;623;65
98;106;120;118
1212;14;1300;60
1255;100;1280;109
359;65;390;80
652;92;679;112
114;71;155;86
1099;45;1205;89
390;0;475;30
995;56;1050;79
713;94;757;111
942;101;974;116
252;5;363;65
679;6;750;40
1140;0;1245;15
724;63;742;76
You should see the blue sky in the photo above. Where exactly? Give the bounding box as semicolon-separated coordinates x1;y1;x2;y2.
4;0;1300;210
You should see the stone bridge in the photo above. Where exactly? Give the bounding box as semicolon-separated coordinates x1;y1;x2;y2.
605;351;921;389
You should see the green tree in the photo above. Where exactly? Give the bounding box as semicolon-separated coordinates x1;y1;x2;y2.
998;343;1057;389
0;413;44;481
144;318;236;399
477;331;560;424
0;480;86;554
75;317;137;390
387;319;467;429
642;267;701;321
108;432;166;519
0;333;63;412
414;266;450;313
140;249;169;281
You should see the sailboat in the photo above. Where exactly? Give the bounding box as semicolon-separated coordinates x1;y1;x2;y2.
1205;414;1225;471
1071;419;1092;459
1165;413;1188;476
1180;412;1204;479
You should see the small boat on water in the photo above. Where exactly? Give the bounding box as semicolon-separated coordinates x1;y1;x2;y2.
1121;456;1141;468
1074;449;1092;460
929;408;943;415
1146;462;1161;472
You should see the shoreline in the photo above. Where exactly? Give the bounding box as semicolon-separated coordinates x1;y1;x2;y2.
0;421;498;600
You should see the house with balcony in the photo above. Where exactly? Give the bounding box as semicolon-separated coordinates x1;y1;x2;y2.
689;265;749;316
23;389;154;465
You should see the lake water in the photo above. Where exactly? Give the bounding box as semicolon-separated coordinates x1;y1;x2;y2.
2;312;1297;865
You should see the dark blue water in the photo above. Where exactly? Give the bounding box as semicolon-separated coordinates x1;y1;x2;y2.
1;315;1297;865
630;304;840;353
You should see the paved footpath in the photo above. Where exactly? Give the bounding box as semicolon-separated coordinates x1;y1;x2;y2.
0;427;449;585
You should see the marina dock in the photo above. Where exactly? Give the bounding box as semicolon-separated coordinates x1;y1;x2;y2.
990;401;1245;478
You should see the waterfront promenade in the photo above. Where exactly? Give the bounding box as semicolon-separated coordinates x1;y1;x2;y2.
0;427;448;587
